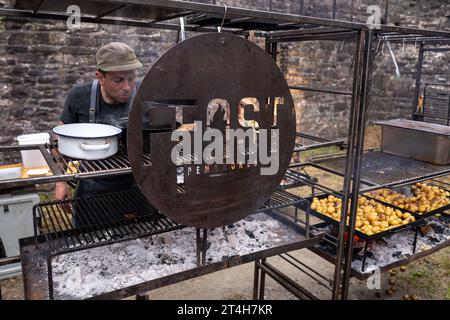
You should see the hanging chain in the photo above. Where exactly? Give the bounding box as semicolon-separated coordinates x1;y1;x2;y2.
366;38;382;116
279;43;289;78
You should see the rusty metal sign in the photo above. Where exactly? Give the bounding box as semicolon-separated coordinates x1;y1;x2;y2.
128;33;295;228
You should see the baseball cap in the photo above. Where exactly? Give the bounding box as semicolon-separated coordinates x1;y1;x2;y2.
96;42;143;72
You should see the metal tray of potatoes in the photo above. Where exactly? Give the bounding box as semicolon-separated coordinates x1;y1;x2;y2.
306;193;423;241
364;183;450;220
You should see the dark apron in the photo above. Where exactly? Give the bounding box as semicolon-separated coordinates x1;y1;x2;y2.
73;80;140;228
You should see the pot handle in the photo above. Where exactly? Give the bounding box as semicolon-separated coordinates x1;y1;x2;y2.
80;141;111;151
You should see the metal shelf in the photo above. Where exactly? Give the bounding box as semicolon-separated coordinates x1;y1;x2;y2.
311;150;450;191
293;132;346;153
260;189;307;212
0;144;310;192
0;145;151;190
50;145;152;178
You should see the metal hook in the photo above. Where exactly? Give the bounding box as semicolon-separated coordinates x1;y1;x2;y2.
375;38;382;53
385;40;401;79
381;41;387;56
179;17;186;42
340;40;345;52
217;4;227;33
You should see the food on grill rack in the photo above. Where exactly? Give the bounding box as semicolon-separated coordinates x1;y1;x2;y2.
22;166;52;178
27;168;49;177
66;161;80;174
310;195;415;236
39;204;73;233
367;183;450;214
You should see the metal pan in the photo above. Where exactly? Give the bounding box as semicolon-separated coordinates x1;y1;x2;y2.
306;193;423;241
364;184;450;220
53;123;121;160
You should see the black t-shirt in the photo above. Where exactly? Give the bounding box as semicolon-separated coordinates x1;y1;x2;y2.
61;81;136;197
61;81;130;125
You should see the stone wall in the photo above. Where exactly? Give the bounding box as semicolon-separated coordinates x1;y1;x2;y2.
0;0;449;150
285;0;450;139
0;0;177;147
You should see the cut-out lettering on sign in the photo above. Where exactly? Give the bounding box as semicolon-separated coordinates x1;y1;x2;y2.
128;33;296;228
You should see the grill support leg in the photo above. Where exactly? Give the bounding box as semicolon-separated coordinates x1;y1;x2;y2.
362;240;369;273
47;255;54;300
33;206;39;247
412;227;419;254
294;207;298;223
196;228;208;266
202;228;207;265
196;228;201;266
136;293;149;300
305;205;310;239
333;29;373;300
253;260;260;300
259;258;266;300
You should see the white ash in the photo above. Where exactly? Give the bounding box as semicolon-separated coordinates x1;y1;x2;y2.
352;216;450;273
203;218;283;262
52;215;285;299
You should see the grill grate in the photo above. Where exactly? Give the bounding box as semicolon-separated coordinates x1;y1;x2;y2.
260;190;306;211
34;187;304;254
280;169;311;189
33;187;181;253
314;150;450;187
51;146;152;177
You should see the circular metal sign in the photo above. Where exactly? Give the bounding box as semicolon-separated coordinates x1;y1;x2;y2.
128;33;295;228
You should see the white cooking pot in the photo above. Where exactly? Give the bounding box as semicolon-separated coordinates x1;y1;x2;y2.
53;123;122;160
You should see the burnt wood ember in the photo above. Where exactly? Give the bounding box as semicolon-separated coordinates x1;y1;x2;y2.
419;225;432;236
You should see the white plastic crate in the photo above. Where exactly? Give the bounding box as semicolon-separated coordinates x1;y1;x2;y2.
0;192;39;280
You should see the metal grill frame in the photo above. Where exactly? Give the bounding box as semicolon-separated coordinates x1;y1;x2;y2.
1;0;450;301
32;186;310;299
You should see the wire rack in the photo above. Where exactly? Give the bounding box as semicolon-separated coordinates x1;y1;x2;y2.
51;146;152;177
33;187;182;253
313;150;450;187
34;186;305;254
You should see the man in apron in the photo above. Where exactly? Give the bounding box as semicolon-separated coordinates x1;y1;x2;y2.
55;42;143;227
